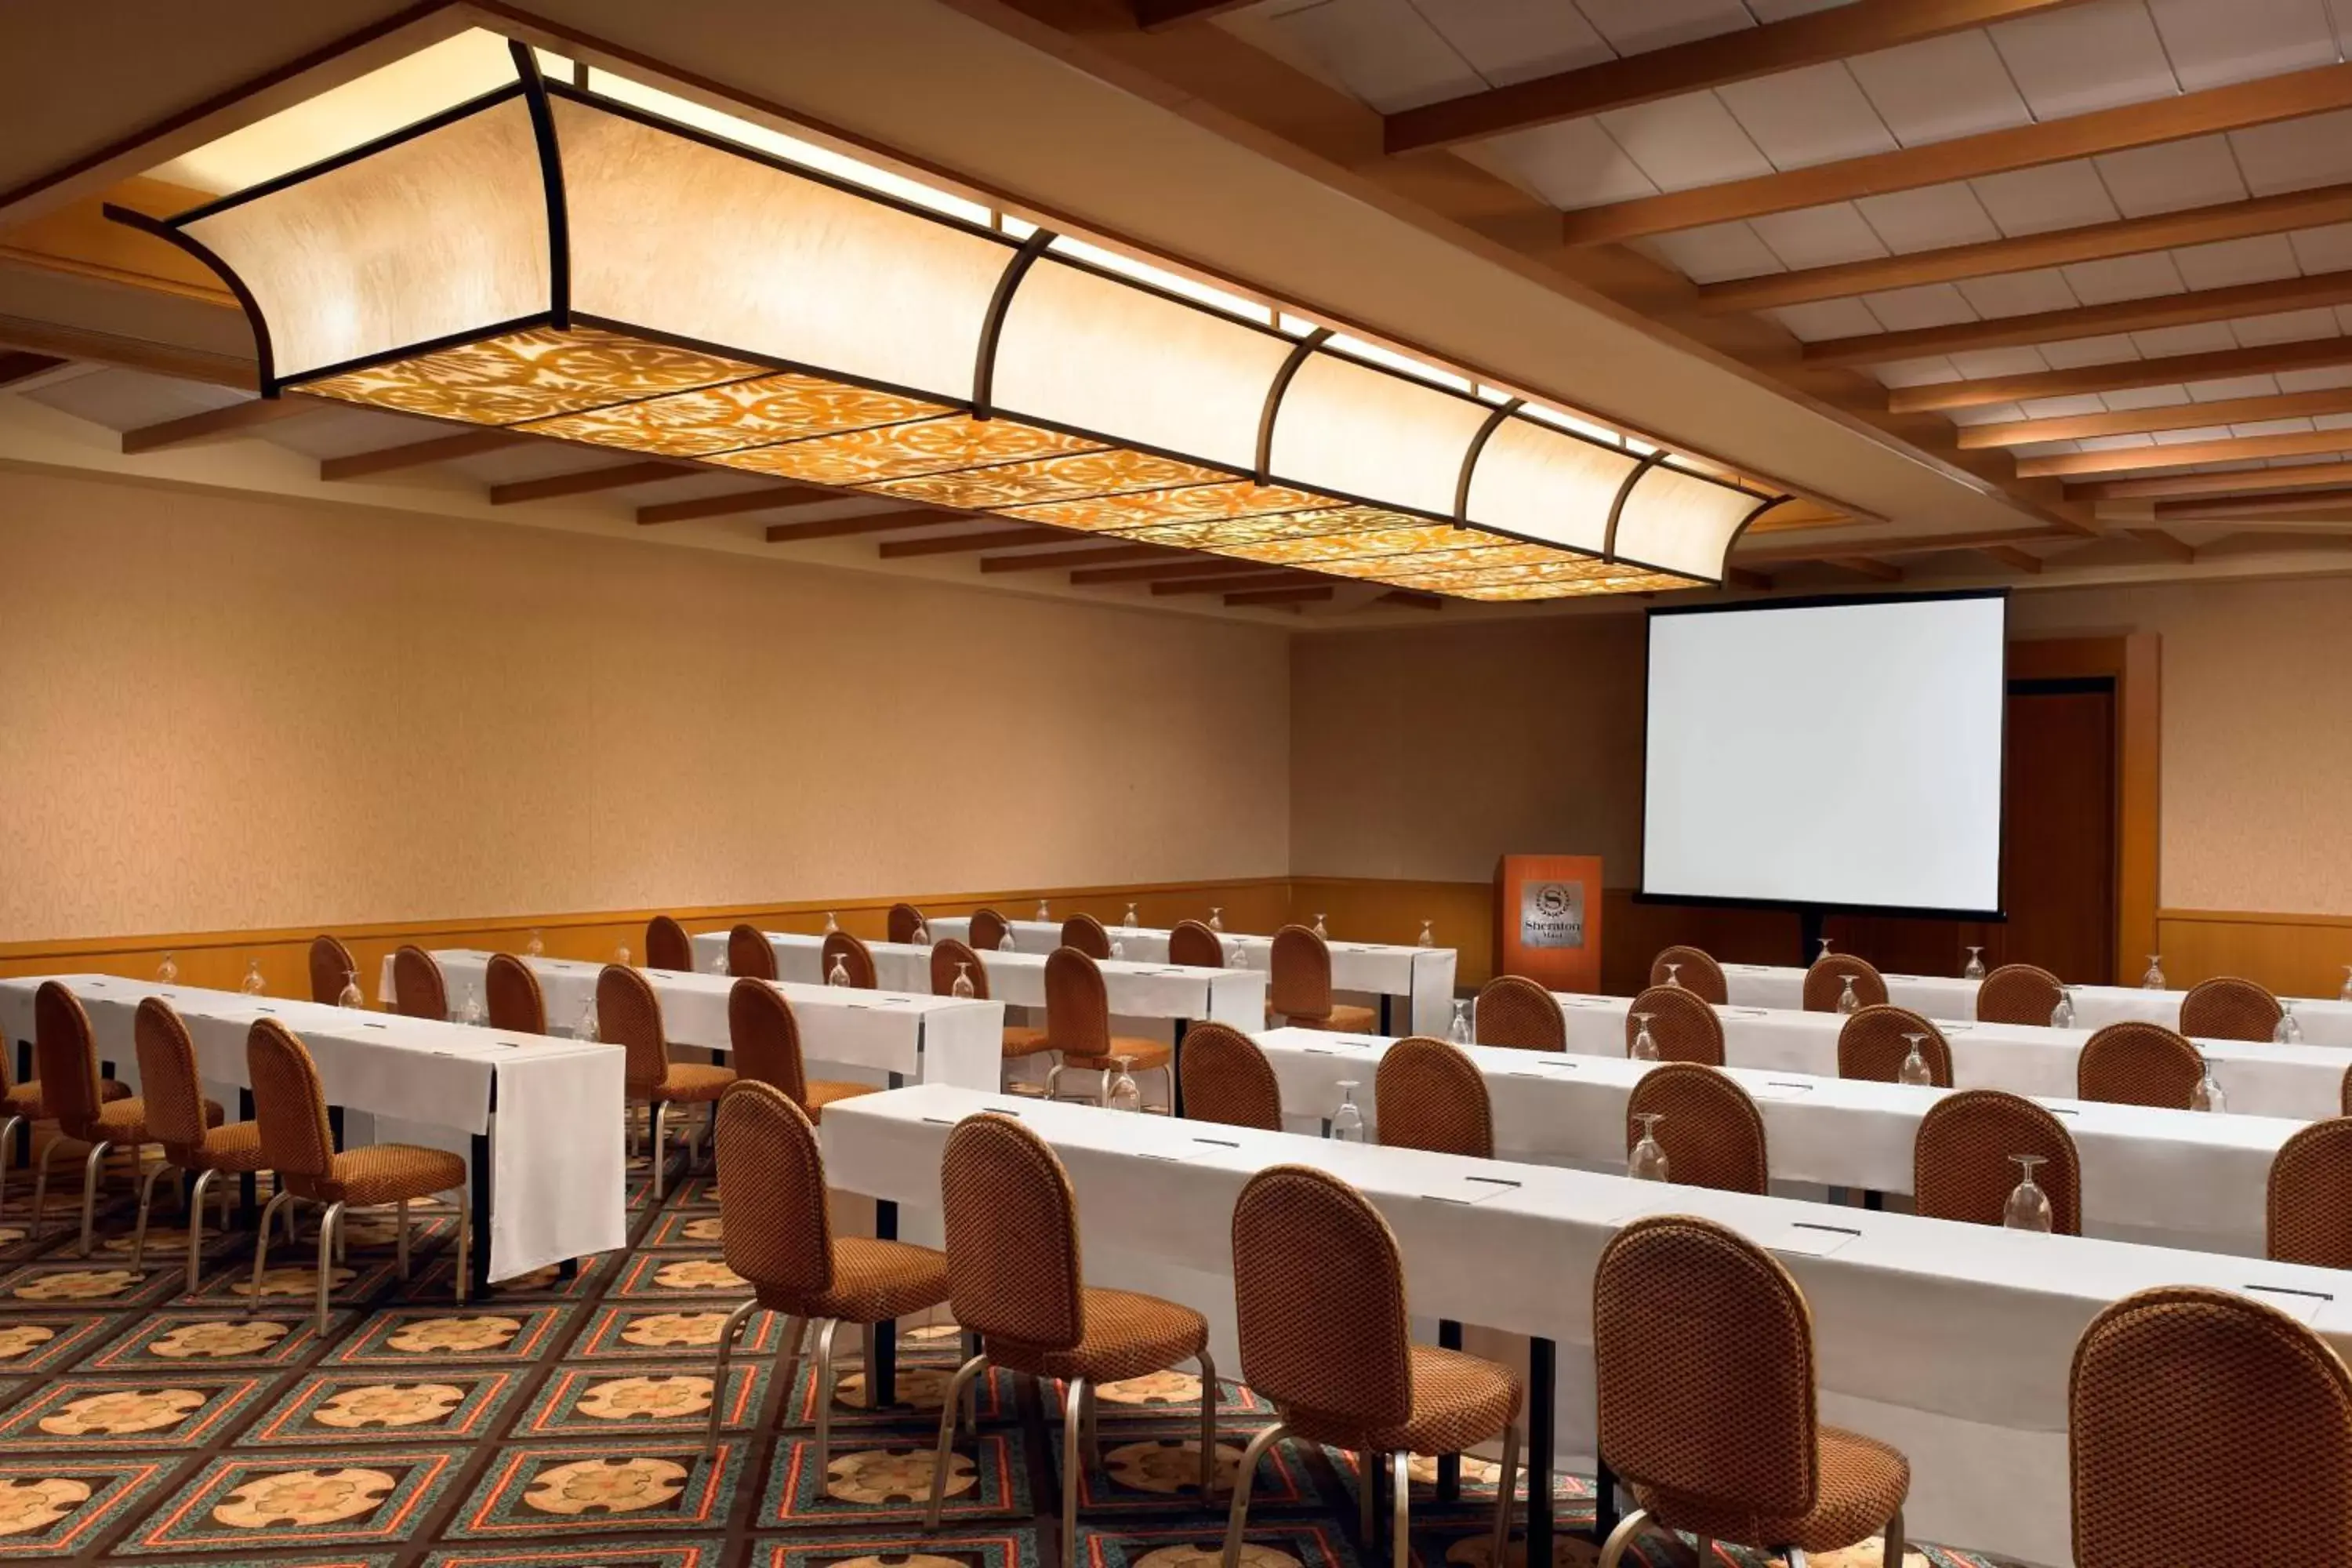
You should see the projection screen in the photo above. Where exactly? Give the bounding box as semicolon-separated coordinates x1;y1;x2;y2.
1641;590;2008;917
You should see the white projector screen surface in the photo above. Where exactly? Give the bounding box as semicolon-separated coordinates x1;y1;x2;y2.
1642;593;2007;915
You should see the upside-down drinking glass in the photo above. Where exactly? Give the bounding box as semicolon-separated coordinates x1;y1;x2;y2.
456;983;485;1028
952;962;975;1000
2142;955;2165;989
1817;938;1835;963
574;998;599;1044
2050;987;2077;1029
1899;1033;1935;1087
1963;946;1986;981
1207;907;1224;932
1104;1054;1142;1113
1110;938;1127;960
1447;1000;1472;1046
1664;963;1684;989
997;928;1017;953
336;970;364;1010
822;912;839;935
1313;913;1329;940
1837;975;1861;1015
2342;965;2352;1004
157;952;180;985
1036;899;1051;922
1628;1114;1669;1182
1419;920;1436;948
1630;1013;1659;1062
615;944;633;967
2003;1154;2053;1232
2191;1057;2228;1114
912;920;932;949
1329;1082;1363;1142
827;955;851;987
2277;1001;2304;1044
526;928;545;958
1123;902;1139;932
709;946;729;977
240;959;267;996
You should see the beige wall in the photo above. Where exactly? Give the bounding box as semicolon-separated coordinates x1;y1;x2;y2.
0;466;1291;941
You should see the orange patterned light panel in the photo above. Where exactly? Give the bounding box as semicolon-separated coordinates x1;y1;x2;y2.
710;415;1107;486
302;326;761;425
1006;480;1338;532
1106;505;1406;550
521;372;949;456
866;447;1231;510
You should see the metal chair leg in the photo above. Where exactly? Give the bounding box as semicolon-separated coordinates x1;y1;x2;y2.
925;1352;992;1530
649;1102;670;1201
0;1114;18;1221
1490;1421;1520;1567
1044;1062;1065;1100
314;1199;344;1333
705;1298;760;1450
1389;1450;1411;1568
1785;1551;1807;1568
1196;1348;1220;1499
183;1168;218;1294
1219;1421;1290;1568
130;1158;175;1271
811;1318;841;1461
76;1139;112;1257
27;1137;58;1238
1061;1375;1090;1568
248;1191;292;1312
1595;1506;1652;1568
1882;1506;1905;1566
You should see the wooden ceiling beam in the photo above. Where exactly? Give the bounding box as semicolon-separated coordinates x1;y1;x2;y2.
2128;528;2198;561
979;543;1170;574
760;509;953;544
1559;60;2352;246
1152;568;1313;596
2147;480;2352;514
1830;557;1905;583
1808;268;2352;368
1726;567;1775;590
2019;428;2352;478
318;428;521;481
2080;462;2352;501
118;396;314;453
0;313;253;390
875;524;1069;558
1131;0;1258;27
1702;181;2352;314
1376;588;1445;610
638;483;836;524
1225;583;1334;606
1069;557;1258;586
1979;544;2043;573
1386;0;2100;155
0;350;65;388
488;459;691;504
1957;387;2352;448
1889;339;2352;412
1737;524;2055;563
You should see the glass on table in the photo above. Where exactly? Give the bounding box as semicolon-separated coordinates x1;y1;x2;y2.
615;944;633;967
1104;1054;1142;1113
1898;1033;1935;1087
1123;902;1139;932
525;928;545;958
456;983;485;1028
1628;1113;1669;1182
336;970;365;1010
1224;940;1248;971
1630;1013;1659;1062
1207;907;1224;933
827;955;851;987
2050;987;2077;1029
1328;1080;1363;1142
2002;1154;2053;1232
2275;1001;2303;1045
1963;946;1986;981
1418;919;1436;948
2191;1057;2228;1114
709;946;729;977
1836;975;1861;1015
951;962;976;1000
1817;937;1835;963
240;959;267;996
912;920;932;949
2342;965;2352;1004
1036;899;1051;922
1110;938;1127;960
1446;1000;1472;1046
2141;954;2165;990
156;951;180;985
574;998;599;1044
997;927;1017;953
822;912;839;935
1664;962;1683;990
1312;913;1329;940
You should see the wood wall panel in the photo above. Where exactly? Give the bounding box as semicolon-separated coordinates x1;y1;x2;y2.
2154;909;2352;1000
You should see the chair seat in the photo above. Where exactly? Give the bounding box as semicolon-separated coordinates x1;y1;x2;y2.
1290;1005;1379;1034
1285;1343;1524;1455
1;1078;132;1120
1634;1425;1910;1554
1002;1025;1050;1058
639;1062;737;1105
1058;1037;1173;1072
987;1285;1207;1385
291;1142;470;1207
805;1080;882;1120
174;1119;266;1174
761;1236;951;1325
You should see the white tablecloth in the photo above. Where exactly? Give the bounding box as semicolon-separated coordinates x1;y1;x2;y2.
387;952;1006;1091
687;931;1267;1029
1532;990;2352;1122
1254;1027;2294;1256
824;1083;2352;1567
1722;962;2352;1044
0;975;624;1280
927;916;1457;1035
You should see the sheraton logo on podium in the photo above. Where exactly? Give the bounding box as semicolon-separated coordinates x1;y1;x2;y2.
1520;882;1585;949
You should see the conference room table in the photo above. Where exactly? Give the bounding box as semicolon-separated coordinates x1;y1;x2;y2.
1720;961;2352;1044
824;1082;2352;1568
1254;1025;2297;1256
925;916;1457;1036
1525;989;2352;1122
0;975;626;1284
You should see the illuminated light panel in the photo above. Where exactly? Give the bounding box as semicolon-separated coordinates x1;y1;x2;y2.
1104;506;1403;550
866;447;1230;510
1385;557;1691;592
706;414;1103;485
1447;572;1697;601
521;372;949;456
301;326;760;425
1299;539;1583;581
1004;481;1336;532
1213;524;1465;566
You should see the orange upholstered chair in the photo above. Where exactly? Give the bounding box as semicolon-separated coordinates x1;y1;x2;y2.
1624;1063;1768;1195
1837;1005;1952;1087
308;934;359;1006
601;964;735;1199
931;938;1047;1066
2267;1117;2352;1269
1649;946;1728;1004
246;1017;470;1330
887;902;928;945
1271;924;1377;1033
2078;1022;2204;1109
1803;954;1888;1013
924;1113;1214;1568
727;978;877;1123
1913;1089;2082;1235
1475;975;1564;1051
1060;913;1113;960
1042;946;1170;1105
2180;977;2285;1042
390;945;448;1022
1374;1036;1491;1158
132;996;263;1290
31;981;209;1254
970;908;1014;953
1225;1165;1523;1568
727;924;778;982
706;1080;949;1455
1594;1216;1908;1568
1976;963;2063;1026
2068;1286;2352;1566
820;930;877;990
484;953;546;1035
644;915;694;974
0;996;127;1218
1168;919;1224;968
1625;985;1724;1065
1176;1022;1283;1131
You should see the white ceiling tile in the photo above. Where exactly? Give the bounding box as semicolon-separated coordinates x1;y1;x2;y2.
2334;303;2352;332
2313;410;2352;428
2231;109;2352;196
1464;118;1658;209
1990;0;2179;119
2092;136;2251;217
1410;0;1613;86
2172;234;2304;290
2016;393;2112;418
2076;432;2160;450
2277;364;2352;390
1948;345;2053;377
1597;93;1775;191
2102;385;2194;409
2132;321;2245;356
1968;160;2123;237
1947;401;2031;424
2231;417;2321;435
2147;0;2339;92
1868;355;1964;386
1639;220;1788;283
1748;202;1889;269
1768;297;1884;341
1572;0;1755;52
1862;281;1979;331
1848;31;2034;147
2231;307;2345;345
2189;374;2288;399
1717;63;1900;170
2063;252;2190;304
1854;182;2003;252
1955;268;2082;319
2038;333;2143;368
2146;426;2236;443
1254;0;1486;111
2287;223;2352;273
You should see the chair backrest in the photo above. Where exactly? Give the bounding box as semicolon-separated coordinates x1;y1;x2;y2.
1232;1164;1414;1427
1625;1063;1769;1195
940;1112;1084;1349
715;1080;833;1297
1595;1215;1820;1520
485;953;546;1034
2268;1117;2352;1269
1043;946;1111;1058
597;964;671;1093
1802;954;1887;1012
644;915;693;973
2078;1021;2204;1109
390;945;448;1022
1269;924;1336;1020
308;935;358;1005
1976;963;2063;1026
1178;1022;1283;1131
1837;1004;1952;1087
2343;1064;2352;1119
1914;1088;2082;1234
1374;1036;1492;1158
887;902;927;945
1626;985;1725;1066
727;924;778;982
1475;975;1565;1052
1649;946;1728;1005
133;997;211;1152
2180;976;2285;1043
727;978;808;1104
1059;913;1112;960
820;930;877;989
931;938;989;1000
2070;1285;2352;1567
971;908;1012;952
32;982;103;1138
246;1016;336;1182
1168;919;1223;968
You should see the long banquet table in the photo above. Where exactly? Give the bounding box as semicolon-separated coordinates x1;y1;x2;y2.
926;916;1456;1035
1254;1026;2296;1256
1720;960;2352;1044
825;1082;2352;1568
0;975;626;1283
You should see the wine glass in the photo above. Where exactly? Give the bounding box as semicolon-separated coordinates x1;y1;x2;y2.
1329;1081;1363;1142
526;928;545;958
951;962;976;1000
1036;899;1051;922
156;951;180;985
1312;913;1329;940
1963;946;1986;981
2002;1154;2053;1232
827;955;851;987
2141;955;2165;990
1207;907;1224;933
1104;1054;1142;1113
1630;1013;1659;1062
912;920;932;949
997;927;1017;953
1816;937;1835;963
2341;965;2352;1004
1664;962;1683;990
1417;919;1436;948
239;959;267;996
1898;1033;1935;1087
1225;941;1248;971
615;943;633;967
708;944;730;977
336;970;365;1010
1447;1000;1472;1045
575;997;599;1044
2191;1056;2228;1114
2276;1001;2304;1044
822;912;840;935
1110;938;1127;960
1123;902;1139;933
1628;1114;1669;1182
2050;987;2076;1029
456;983;485;1027
1836;975;1861;1015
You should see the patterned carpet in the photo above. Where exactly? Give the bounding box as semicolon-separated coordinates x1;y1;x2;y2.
0;1145;2012;1568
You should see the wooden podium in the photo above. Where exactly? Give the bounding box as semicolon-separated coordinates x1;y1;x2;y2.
1495;855;1604;994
